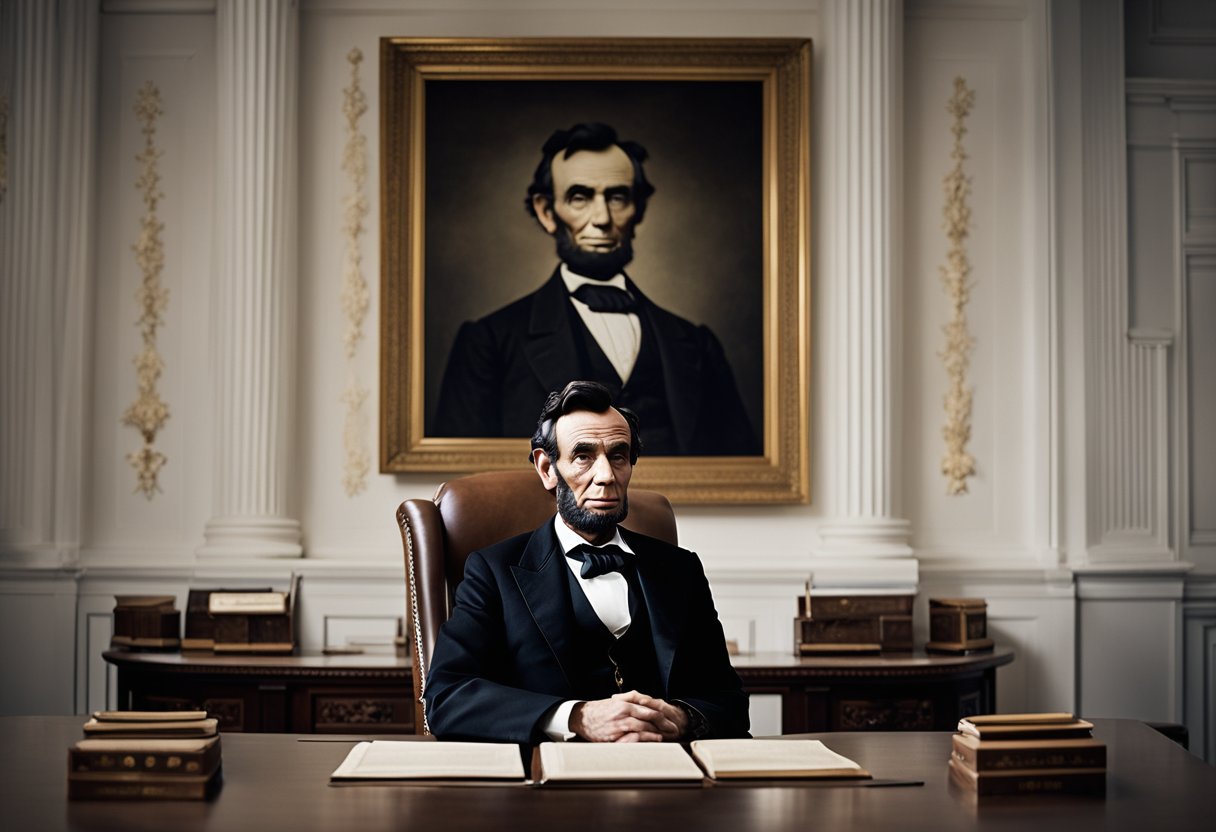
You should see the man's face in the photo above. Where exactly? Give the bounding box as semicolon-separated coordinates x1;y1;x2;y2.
537;408;633;543
533;146;638;257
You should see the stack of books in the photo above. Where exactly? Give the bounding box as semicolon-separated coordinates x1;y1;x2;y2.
68;711;222;800
948;712;1106;796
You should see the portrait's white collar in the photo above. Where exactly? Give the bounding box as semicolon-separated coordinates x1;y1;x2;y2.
553;515;634;556
559;263;628;294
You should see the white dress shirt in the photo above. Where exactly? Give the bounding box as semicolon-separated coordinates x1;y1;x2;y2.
542;518;636;741
560;264;642;383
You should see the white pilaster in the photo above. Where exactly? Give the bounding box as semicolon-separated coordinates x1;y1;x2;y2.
0;0;98;566
815;0;915;583
199;0;301;558
1080;0;1173;563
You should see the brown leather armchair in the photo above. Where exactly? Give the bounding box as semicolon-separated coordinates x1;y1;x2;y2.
396;470;678;734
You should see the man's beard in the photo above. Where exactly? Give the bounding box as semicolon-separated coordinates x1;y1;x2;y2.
555;469;629;536
555;226;634;281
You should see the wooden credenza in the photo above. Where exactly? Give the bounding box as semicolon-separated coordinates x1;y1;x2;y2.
104;646;1013;735
103;650;414;734
732;647;1014;734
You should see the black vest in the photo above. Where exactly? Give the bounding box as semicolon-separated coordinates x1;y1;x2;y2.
562;564;664;700
566;302;678;455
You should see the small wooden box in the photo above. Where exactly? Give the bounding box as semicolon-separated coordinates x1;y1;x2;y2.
795;594;914;654
210;577;298;655
926;598;993;653
111;595;180;650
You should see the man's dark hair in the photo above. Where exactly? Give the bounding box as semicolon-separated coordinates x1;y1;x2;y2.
524;123;657;224
530;380;642;465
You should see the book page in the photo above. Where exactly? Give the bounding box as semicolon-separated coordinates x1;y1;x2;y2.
331;741;525;781
958;719;1093;739
93;710;208;722
537;743;703;782
689;739;869;779
963;713;1075;725
209;592;288;614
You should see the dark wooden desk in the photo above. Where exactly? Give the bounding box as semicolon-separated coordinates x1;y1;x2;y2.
7;717;1212;832
104;647;1012;735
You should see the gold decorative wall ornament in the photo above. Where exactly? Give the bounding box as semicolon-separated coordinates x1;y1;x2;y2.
939;77;977;496
122;82;170;498
340;48;371;496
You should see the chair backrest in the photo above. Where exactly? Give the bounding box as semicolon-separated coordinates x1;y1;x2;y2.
396;469;677;734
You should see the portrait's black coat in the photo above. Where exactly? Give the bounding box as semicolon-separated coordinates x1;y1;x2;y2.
431;269;759;455
423;520;751;743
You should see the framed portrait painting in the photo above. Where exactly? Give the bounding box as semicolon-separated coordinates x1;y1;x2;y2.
380;38;811;504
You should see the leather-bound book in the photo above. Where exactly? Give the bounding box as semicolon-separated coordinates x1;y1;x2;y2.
948;757;1105;796
68;767;222;800
951;733;1106;772
70;736;222;777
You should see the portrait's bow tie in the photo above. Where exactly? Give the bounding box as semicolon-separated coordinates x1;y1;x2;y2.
571;283;637;314
565;543;636;579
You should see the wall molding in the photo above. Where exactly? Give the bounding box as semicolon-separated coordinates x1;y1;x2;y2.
1179;254;1216;564
1148;0;1216;46
906;1;1027;21
102;1;217;12
1183;603;1216;762
1080;0;1177;565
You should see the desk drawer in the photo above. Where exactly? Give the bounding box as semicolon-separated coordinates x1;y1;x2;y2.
301;689;413;733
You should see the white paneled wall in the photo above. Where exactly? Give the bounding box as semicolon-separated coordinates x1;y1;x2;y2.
917;568;1075;713
1183;599;1216;762
903;1;1055;569
0;574;78;715
1077;570;1187;723
89;11;216;562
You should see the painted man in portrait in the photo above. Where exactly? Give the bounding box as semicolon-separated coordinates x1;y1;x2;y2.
431;122;759;456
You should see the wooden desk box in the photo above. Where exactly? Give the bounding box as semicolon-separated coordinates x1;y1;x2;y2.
795;594;914;654
926;598;994;653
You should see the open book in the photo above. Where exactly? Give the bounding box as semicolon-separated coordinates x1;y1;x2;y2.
531;743;704;786
689;739;871;780
330;741;525;782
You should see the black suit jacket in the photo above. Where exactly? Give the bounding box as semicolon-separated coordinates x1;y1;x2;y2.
423;519;750;743
431;269;759;455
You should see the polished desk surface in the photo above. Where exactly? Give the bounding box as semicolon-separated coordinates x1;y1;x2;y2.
732;646;1015;674
103;649;411;673
6;717;1212;832
103;646;1013;675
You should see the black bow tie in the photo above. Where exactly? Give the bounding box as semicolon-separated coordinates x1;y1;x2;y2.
565;543;636;579
571;283;637;314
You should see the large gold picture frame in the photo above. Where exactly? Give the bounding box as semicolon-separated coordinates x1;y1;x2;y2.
380;37;811;504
